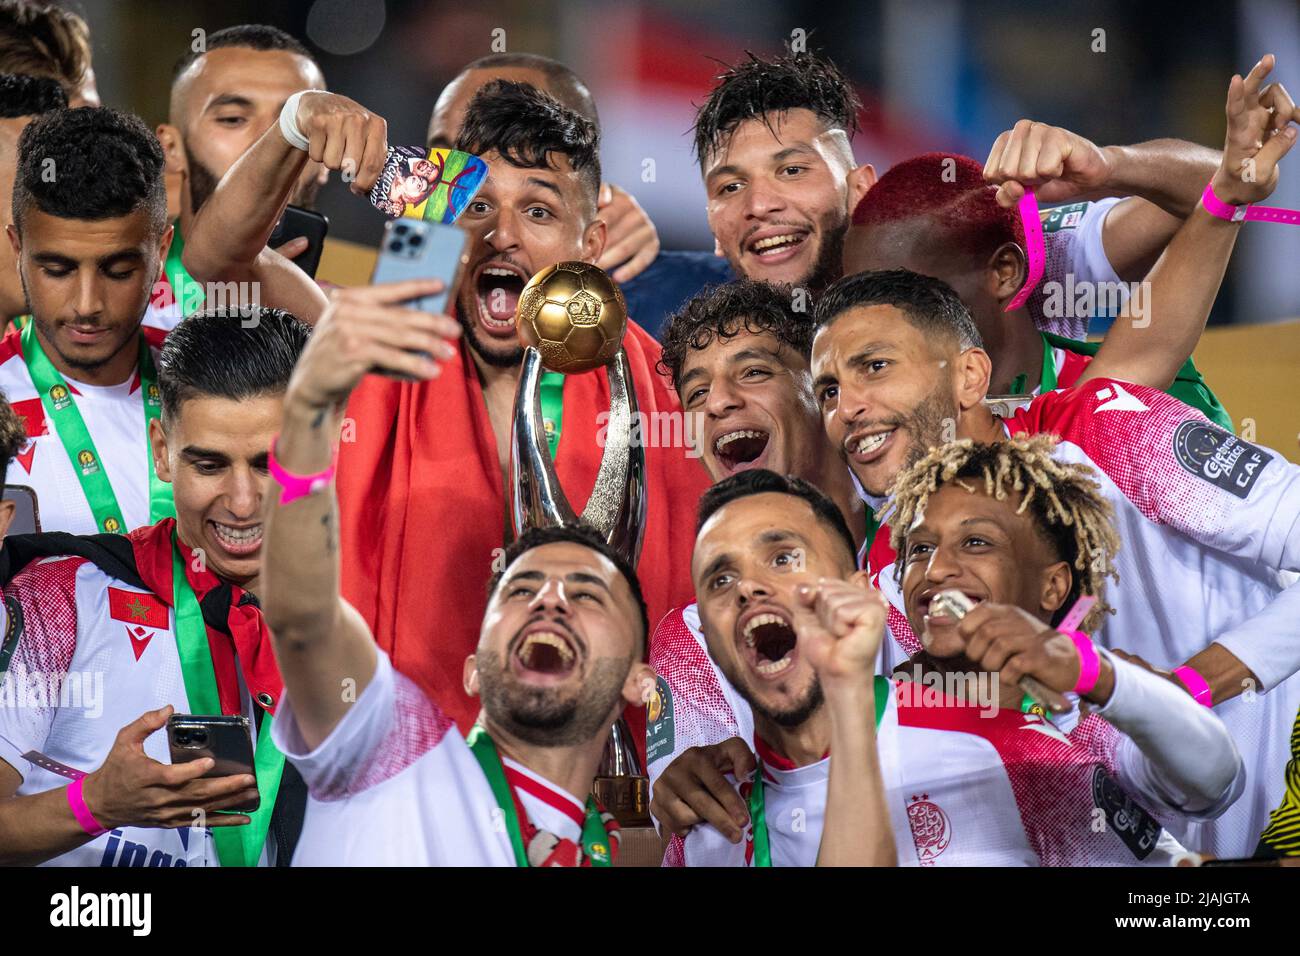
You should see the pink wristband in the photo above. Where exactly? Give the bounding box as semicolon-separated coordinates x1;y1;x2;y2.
1201;180;1300;225
1004;189;1045;312
1172;665;1214;708
66;777;107;837
268;434;336;505
1064;629;1101;696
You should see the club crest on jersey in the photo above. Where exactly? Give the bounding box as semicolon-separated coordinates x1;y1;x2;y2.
49;384;71;410
1172;420;1273;499
107;588;169;662
906;792;951;864
77;449;99;475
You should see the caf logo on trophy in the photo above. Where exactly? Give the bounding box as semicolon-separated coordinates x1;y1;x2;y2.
516;261;628;373
509;260;651;828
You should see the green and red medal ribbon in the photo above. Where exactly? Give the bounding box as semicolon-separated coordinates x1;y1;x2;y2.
747;675;890;867
170;535;284;867
466;725;613;866
21;322;173;532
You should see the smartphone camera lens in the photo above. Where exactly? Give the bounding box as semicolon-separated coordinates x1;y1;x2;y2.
408;234;423;247
388;240;405;253
175;727;208;749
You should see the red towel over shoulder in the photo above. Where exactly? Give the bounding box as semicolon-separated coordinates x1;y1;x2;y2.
336;321;709;737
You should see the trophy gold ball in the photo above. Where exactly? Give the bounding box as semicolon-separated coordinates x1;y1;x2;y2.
515;261;628;373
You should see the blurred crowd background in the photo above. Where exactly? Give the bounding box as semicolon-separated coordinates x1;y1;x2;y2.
70;0;1300;326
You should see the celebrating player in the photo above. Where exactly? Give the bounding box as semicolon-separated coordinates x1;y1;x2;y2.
662;462;1241;865
261;330;656;863
0;308;310;866
1;106;175;534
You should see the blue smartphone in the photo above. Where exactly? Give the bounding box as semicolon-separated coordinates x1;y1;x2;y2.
370;218;466;376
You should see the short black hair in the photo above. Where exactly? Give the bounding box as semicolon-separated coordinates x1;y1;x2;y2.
693;49;861;166
814;269;983;351
172;23;316;81
0;391;27;489
697;469;857;570
488;523;649;653
0;72;66;118
455;79;601;208
658;279;814;391
13;106;166;234
158;307;311;420
461;53;597;126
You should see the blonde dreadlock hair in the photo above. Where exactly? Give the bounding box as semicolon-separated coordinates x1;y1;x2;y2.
886;434;1120;634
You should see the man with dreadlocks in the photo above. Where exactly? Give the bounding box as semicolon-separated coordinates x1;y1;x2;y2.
666;461;1242;866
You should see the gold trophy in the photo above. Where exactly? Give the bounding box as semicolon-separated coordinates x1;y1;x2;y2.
510;261;652;828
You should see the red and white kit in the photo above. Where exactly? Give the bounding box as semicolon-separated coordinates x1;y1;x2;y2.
0;568;254;865
863;379;1300;859
0;326;167;535
275;648;594;866
651;608;1242;867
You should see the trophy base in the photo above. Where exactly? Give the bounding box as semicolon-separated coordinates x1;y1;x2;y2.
592;774;653;828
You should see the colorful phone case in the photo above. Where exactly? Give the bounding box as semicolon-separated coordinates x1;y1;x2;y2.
368;146;489;224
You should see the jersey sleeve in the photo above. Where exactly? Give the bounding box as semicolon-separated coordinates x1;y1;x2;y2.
1094;649;1245;818
272;646;455;802
0;558;83;782
646;608;742;799
1029;198;1125;339
1020;380;1300;690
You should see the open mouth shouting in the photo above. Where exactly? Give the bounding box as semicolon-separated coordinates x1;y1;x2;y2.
474;260;530;338
745;226;811;267
209;520;263;557
737;606;799;679
510;619;584;685
712;428;771;475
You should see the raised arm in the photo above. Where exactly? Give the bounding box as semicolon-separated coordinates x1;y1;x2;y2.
793;576;896;867
261;279;461;749
182;91;390;326
1080;55;1298;390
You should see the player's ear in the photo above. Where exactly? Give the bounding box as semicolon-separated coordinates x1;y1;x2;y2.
6;223;20;258
582;215;607;265
149;416;173;483
988;241;1028;305
0;498;16;541
846;163;876;216
1040;561;1073;619
463;654;480;698
156;223;175;284
155;124;186;175
622;662;657;709
955;347;992;412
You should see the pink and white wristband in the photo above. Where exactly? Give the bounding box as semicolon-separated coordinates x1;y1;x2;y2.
268;435;336;506
1172;665;1214;708
1063;629;1101;696
1200;180;1300;224
66;777;108;837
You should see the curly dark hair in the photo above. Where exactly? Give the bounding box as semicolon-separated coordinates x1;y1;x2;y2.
455;79;600;210
0;391;27;489
0;72;65;118
13;106;166;234
657;279;815;392
814;269;983;351
0;0;92;99
693;49;861;166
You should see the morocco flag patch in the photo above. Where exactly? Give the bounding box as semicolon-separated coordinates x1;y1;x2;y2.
107;588;169;661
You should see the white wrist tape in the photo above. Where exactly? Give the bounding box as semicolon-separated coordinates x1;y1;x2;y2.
279;90;317;151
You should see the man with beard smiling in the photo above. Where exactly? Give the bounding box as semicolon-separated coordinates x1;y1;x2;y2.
0;308;310;867
261;316;656;863
152;25;329;331
189;78;707;732
0;106;175;535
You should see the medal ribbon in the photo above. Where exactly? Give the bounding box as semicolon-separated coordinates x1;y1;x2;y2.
170;536;284;867
748;674;890;867
466;725;613;866
162;225;205;314
21;322;173;532
1008;334;1059;398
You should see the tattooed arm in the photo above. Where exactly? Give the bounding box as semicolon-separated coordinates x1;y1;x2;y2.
261;280;461;749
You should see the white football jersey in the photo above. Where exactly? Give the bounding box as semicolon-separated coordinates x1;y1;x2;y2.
275;648;592;866
0;327;167;536
1027;198;1125;340
0;553;271;867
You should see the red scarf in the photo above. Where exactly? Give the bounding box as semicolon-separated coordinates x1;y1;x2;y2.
336;321;708;737
128;518;283;718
